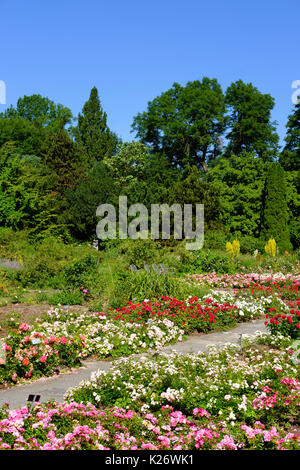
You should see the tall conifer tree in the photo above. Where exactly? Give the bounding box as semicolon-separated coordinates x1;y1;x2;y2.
73;87;117;162
260;163;291;252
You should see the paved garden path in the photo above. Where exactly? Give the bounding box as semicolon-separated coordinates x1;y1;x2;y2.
0;319;267;408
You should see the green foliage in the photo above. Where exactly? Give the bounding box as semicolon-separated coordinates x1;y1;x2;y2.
0;143;50;230
237;235;265;254
0;116;43;155
225;80;279;161
192;249;235;274
207;151;265;236
72;86;118;162
204;230;227;250
15;259;59;288
132;78;227;172
63;254;99;288
65;161;116;240
170;165;222;229
42;128;88;194
103;141;149;196
285;175;300;249
260;163;292;252
126;238;158;268
0;82;298;253
3;94;72;129
0;233;99;289
46;289;84;306
279;102;300;172
111;270;188;306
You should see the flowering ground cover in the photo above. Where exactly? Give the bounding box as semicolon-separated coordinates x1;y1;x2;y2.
108;291;288;332
0;401;299;450
65;333;299;424
0;333;299;450
0;311;183;386
187;274;300;339
1;276;299;386
188;272;298;289
0;270;299;451
265;299;300;339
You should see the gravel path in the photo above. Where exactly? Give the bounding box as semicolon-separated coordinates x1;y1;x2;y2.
0;319;267;408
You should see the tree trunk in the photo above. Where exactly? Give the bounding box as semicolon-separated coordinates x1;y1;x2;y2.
200;160;209;173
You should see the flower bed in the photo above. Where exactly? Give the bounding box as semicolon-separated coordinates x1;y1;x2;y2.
1;286;293;386
65;333;299;431
0;320;85;385
265;300;300;339
0;311;183;385
188;272;298;289
0;401;298;450
235;281;299;301
108;293;280;332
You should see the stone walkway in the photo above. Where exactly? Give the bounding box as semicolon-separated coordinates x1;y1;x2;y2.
0;319;267;408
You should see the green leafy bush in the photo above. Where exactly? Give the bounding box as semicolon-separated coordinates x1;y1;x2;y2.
266;312;300;339
47;289;84;306
15;258;59;288
204;231;227;250
63;254;99;287
192;249;234;274
111;271;188;307
126;239;158;269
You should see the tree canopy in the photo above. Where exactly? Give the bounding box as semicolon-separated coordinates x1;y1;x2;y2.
0;81;298;250
132;78;227;172
225;80;279;161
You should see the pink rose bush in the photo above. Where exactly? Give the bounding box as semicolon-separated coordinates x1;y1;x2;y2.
188;272;298;289
0;402;298;450
0;319;84;385
0;308;184;386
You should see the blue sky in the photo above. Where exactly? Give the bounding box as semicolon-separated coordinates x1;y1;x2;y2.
0;0;299;146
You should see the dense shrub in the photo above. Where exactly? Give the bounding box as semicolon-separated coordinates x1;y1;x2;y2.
63;254;99;287
14;258;59;288
192;249;234;274
126;239;158;268
111;271;189;307
265;306;300;339
204;231;227;250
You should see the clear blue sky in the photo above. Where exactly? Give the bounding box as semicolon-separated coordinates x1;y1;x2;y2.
0;0;299;147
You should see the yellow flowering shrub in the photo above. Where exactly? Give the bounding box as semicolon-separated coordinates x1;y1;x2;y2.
265;238;277;257
226;240;240;258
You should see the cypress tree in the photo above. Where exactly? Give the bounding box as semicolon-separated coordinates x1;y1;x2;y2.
72;87;118;162
260;163;292;252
